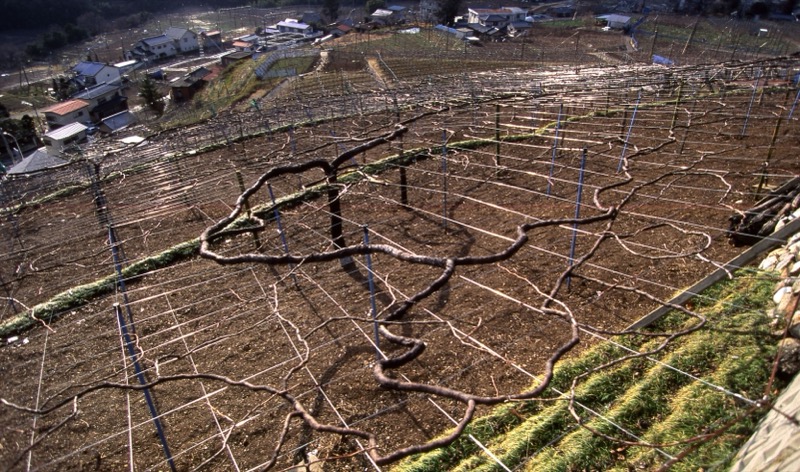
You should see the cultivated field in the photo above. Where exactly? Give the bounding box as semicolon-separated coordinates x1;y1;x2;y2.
1;17;800;472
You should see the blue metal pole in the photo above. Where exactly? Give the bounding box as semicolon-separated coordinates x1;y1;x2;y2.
442;130;448;230
741;70;761;137
109;224;175;471
363;226;381;359
567;148;588;289
617;91;641;173
114;304;176;472
788;88;800;120
546;104;563;195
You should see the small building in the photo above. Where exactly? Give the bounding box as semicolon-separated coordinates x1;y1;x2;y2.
99;110;137;134
221;51;253;67
71;61;122;88
42;122;88;156
276;20;314;35
370;9;394;24
42;99;91;130
467;7;527;28
165;27;199;53
169;67;212;103
596;14;631;30
232;40;256;52
200;30;224;52
331;24;352;37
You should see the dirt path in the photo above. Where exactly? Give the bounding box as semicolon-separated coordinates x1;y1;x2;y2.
365;56;391;88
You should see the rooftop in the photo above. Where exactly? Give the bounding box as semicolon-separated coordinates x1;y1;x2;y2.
72;61;115;77
165;27;194;40
45;122;88;141
141;35;174;47
42;99;90;116
72;83;121;100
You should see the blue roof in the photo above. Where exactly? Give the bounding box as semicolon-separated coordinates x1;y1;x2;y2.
72;61;110;77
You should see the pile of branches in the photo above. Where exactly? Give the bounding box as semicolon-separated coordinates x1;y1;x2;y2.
728;177;800;246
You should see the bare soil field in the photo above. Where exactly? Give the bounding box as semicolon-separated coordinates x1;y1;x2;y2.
0;23;799;472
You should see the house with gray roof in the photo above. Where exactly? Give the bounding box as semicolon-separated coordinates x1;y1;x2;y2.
165;27;199;53
467;7;527;28
70;61;122;88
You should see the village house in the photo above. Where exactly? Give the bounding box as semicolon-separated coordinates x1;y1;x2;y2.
232;39;256;52
276;19;314;35
129;27;200;61
41;122;88;156
467;7;527;28
221;51;252;67
71;82;128;123
596;14;632;30
165;27;199;53
42;99;90;131
200;30;224;53
169;67;212;103
370;6;407;25
132;34;178;60
70;61;122;88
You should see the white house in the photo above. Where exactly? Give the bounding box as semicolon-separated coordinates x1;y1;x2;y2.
71;61;122;87
135;35;178;59
165;27;199;53
276;20;314;35
42;122;88;156
42;99;91;130
467;7;527;28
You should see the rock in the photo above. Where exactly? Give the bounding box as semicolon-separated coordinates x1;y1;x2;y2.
791;260;800;276
790;312;800;339
760;254;779;271
778;338;800;377
773;286;793;305
776;252;796;272
775;291;797;318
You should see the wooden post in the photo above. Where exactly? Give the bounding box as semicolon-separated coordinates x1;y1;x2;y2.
755;115;783;198
670;81;684;132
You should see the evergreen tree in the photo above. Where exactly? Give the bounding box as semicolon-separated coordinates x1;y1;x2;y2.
436;0;462;26
365;0;386;15
139;76;164;115
322;0;340;22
